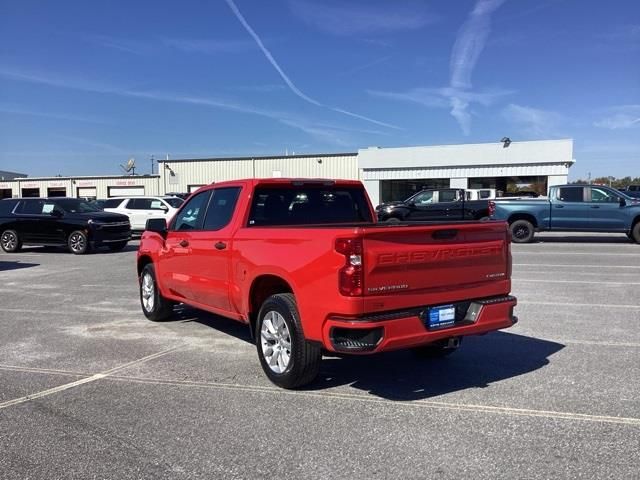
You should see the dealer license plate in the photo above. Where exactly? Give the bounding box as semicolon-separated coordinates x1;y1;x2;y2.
426;305;456;329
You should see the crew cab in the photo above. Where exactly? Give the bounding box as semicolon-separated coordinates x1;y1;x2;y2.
137;179;517;388
620;185;640;199
0;197;131;254
375;188;492;222
492;184;640;243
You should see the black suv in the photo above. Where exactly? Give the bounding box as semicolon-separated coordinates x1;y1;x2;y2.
0;198;131;254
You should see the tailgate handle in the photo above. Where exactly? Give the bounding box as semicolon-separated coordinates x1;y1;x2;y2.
432;229;458;240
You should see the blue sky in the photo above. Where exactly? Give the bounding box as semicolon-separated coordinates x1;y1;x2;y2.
0;0;638;179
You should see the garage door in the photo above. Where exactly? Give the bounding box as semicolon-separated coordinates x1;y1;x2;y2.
77;187;97;199
108;186;145;197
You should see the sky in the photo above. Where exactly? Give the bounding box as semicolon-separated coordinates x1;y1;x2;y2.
0;0;638;180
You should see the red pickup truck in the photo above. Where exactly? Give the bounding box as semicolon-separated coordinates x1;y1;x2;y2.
137;179;517;388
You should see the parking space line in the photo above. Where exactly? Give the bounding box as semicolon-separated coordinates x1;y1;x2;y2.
0;307;141;316
104;375;640;427
0;364;89;377
515;279;640;285
517;301;640;309
514;264;640;269
0;346;182;411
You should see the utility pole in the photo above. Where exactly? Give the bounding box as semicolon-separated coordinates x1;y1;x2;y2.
150;155;155;175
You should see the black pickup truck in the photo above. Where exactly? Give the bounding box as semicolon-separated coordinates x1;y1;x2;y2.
375;188;492;222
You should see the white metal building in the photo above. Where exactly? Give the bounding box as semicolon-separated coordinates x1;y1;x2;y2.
0;139;573;203
359;139;574;206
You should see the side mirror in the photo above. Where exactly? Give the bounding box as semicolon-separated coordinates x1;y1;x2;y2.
160;205;169;212
145;218;168;237
619;197;627;207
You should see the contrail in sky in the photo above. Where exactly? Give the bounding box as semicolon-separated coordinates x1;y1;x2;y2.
224;0;400;130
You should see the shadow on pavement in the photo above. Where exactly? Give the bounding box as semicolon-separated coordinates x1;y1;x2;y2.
532;234;632;244
170;306;563;399
311;331;564;400
0;260;40;272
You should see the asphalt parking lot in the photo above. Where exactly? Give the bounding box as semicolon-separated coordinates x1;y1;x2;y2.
1;233;639;479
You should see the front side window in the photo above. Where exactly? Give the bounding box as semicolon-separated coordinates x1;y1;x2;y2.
412;191;434;205
203;187;241;230
54;199;100;213
103;199;123;209
172;191;211;231
127;198;153;210
590;188;618;203
557;187;583;203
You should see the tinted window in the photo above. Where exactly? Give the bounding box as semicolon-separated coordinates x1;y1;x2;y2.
55;199;100;213
203;188;241;230
128;198;153;210
558;187;583;202
164;197;184;208
103;199;123;209
411;190;434;205
172;191;211;231
17;200;45;214
249;185;372;226
590;188;618;203
0;200;18;215
439;190;460;202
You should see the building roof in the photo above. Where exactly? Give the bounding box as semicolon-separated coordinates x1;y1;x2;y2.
0;170;27;181
156;152;357;163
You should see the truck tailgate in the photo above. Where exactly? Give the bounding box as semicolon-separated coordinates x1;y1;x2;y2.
361;222;510;297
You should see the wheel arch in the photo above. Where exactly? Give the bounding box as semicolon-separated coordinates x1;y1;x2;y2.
137;255;153;276
248;275;293;340
508;213;538;228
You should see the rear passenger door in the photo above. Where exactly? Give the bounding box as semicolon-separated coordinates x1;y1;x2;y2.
15;199;61;243
550;186;590;229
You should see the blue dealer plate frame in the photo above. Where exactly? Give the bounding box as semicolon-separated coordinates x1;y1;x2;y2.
425;304;456;330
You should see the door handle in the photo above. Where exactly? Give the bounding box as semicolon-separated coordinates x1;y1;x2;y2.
555;205;564;208
179;239;189;248
590;206;600;209
214;241;227;250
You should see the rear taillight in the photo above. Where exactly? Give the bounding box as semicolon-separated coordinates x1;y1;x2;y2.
335;238;364;296
488;201;496;217
506;228;512;278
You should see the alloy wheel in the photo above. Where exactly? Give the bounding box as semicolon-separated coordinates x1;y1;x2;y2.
69;232;86;253
260;311;292;374
1;231;17;251
141;272;155;312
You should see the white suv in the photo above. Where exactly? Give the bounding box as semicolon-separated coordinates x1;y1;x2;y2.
103;196;184;231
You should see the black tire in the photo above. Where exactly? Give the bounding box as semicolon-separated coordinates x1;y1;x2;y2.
108;241;128;252
256;293;321;389
1;229;22;253
68;230;90;254
509;219;535;243
139;263;174;321
631;223;640;244
412;337;462;358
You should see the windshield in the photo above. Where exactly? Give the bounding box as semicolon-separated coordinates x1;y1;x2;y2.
54;199;101;213
164;197;184;208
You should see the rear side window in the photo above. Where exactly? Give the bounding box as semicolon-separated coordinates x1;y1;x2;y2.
249;185;372;226
127;198;153;210
0;200;18;215
439;190;460;202
16;200;45;214
103;199;123;209
557;187;583;202
203;187;241;230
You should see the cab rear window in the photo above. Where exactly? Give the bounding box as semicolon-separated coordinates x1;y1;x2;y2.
249;185;372;226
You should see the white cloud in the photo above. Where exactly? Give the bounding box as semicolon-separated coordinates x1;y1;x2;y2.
288;1;437;36
223;0;400;130
594;105;640;130
502;103;563;136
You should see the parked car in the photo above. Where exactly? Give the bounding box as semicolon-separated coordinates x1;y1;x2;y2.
375;188;492;222
87;199;107;210
165;192;191;200
498;190;540;198
492;184;640;243
0;197;131;254
103;196;183;232
137;178;517;388
620;185;640;198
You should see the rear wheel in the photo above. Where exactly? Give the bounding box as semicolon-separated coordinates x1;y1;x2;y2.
256;293;321;389
631;223;640;244
68;230;90;254
509;219;535;243
1;229;22;253
139;264;174;321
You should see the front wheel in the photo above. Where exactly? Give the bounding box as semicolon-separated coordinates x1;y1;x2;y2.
68;230;90;254
1;229;22;253
256;293;321;389
139;264;174;321
631;223;640;244
509;219;535;243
